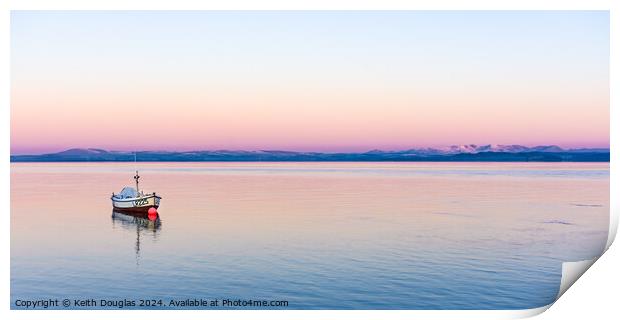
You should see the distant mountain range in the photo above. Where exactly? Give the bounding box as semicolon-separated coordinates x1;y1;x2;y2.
10;145;610;162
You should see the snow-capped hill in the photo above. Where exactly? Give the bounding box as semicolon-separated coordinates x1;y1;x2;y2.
431;144;564;154
360;145;571;155
53;148;109;156
479;144;530;153
438;144;477;154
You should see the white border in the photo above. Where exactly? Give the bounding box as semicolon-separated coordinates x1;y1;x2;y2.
1;1;617;319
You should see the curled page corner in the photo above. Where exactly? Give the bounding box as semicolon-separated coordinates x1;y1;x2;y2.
517;258;598;319
546;203;615;310
557;257;599;299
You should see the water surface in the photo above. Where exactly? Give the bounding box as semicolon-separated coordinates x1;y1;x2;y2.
11;162;609;309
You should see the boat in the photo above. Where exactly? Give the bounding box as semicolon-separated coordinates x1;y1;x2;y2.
111;170;162;213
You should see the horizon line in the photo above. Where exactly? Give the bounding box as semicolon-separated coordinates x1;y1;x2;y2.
10;144;612;156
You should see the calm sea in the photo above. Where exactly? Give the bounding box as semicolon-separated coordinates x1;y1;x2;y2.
10;162;609;309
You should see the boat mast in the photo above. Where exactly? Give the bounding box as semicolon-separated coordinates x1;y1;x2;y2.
134;171;140;195
133;152;140;195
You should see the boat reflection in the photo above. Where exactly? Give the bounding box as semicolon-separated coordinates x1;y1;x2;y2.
111;210;162;265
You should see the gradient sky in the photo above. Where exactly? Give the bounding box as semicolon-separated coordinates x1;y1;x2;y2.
11;11;609;154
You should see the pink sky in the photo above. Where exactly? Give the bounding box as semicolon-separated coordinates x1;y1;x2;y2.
10;11;609;154
10;81;609;154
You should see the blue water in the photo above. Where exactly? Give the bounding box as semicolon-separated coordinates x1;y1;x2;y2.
11;162;609;309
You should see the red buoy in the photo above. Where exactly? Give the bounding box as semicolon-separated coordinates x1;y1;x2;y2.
147;207;158;220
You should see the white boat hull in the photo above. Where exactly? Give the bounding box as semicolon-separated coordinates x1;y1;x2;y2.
111;194;161;213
